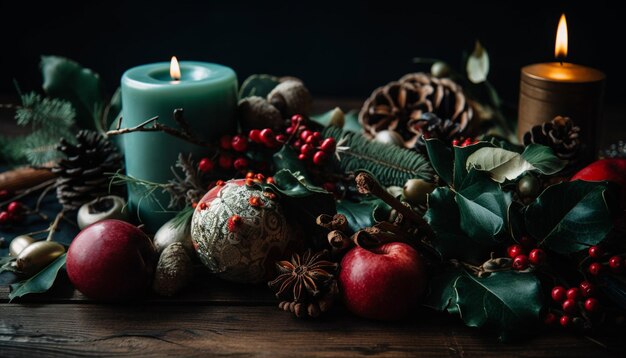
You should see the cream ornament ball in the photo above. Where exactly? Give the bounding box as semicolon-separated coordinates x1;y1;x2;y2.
191;179;297;284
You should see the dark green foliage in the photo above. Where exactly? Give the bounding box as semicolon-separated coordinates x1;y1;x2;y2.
0;92;76;165
322;126;434;187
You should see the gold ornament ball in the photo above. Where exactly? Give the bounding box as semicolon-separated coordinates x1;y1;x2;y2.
374;130;404;147
403;179;437;206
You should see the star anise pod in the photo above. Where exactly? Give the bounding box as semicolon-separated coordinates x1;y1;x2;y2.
268;250;338;318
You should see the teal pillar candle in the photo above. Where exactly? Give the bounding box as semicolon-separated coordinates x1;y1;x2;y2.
121;60;238;233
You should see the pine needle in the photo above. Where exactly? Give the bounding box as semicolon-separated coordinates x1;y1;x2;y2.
322;126;434;187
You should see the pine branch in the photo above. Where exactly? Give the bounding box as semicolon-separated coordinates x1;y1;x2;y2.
0;92;76;165
322;126;434;187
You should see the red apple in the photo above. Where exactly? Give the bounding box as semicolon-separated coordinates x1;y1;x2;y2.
66;219;157;300
571;158;626;206
339;242;427;320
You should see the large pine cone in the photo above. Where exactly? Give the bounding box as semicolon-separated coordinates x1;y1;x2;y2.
359;73;473;149
52;130;124;210
523;116;580;161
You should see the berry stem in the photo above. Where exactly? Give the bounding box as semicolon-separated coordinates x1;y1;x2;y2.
45;210;65;242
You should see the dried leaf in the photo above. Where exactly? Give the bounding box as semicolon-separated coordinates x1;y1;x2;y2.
466;41;490;84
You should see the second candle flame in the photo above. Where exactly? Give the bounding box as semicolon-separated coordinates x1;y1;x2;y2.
555;14;568;60
170;56;181;81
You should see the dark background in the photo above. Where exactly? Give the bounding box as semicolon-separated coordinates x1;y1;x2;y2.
0;0;623;107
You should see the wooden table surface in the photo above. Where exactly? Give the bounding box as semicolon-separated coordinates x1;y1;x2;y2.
1;96;625;357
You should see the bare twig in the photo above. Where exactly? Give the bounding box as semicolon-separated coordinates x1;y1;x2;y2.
105;110;215;150
46;210;65;242
0;178;57;207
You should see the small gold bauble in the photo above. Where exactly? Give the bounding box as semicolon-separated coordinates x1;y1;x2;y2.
9;235;35;257
403;179;437;206
16;241;65;277
374;130;404;147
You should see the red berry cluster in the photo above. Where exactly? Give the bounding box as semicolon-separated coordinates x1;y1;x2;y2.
548;281;601;328
197;132;266;174
0;201;25;227
286;115;335;166
245;171;274;187
452;137;478;147
507;238;546;270
586;245;625;276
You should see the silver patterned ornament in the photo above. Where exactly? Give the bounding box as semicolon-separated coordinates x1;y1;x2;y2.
191;179;297;284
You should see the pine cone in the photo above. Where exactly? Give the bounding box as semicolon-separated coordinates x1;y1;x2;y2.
52;130;124;210
523;116;581;160
410;112;463;150
359;72;473;149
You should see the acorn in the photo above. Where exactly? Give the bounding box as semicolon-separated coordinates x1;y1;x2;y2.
374;130;404;147
238;96;283;131
328;107;345;128
431;61;451;78
15;241;65;277
403;179;437;206
77;195;128;229
267;80;312;118
153;217;194;255
152;242;193;296
9;235;35;257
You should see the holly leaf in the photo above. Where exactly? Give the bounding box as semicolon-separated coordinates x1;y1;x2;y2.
425;187;490;262
9;253;66;301
239;74;280;99
423;267;463;313
507;201;526;242
524;180;614;254
466;41;490;84
424;138;453;185
453;142;493;188
41;56;104;130
455;169;511;241
272;145;309;176
521;144;567;174
336;196;391;233
466;147;533;183
454;270;544;341
269;170;336;246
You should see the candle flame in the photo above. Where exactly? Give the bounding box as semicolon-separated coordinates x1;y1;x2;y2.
170;56;181;80
555;14;568;60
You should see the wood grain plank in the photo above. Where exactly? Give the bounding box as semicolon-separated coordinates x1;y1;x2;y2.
0;304;615;358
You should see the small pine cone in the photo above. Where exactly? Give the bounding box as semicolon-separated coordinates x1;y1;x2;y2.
359;72;473;149
153;243;194;296
410;112;463;149
523;116;581;160
52;130;124;210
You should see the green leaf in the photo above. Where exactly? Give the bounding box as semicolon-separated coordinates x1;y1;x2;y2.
322;126;433;187
453;141;493;188
9;253;66;301
41;56;103;130
336;197;391;233
239;74;280;99
454;271;544;341
425;187;490;262
424;138;453;185
272;145;309;176
466;144;565;183
521;144;567;175
269;170;336;246
455;169;511;241
524;180;614;254
423;267;463;313
466;147;534;183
